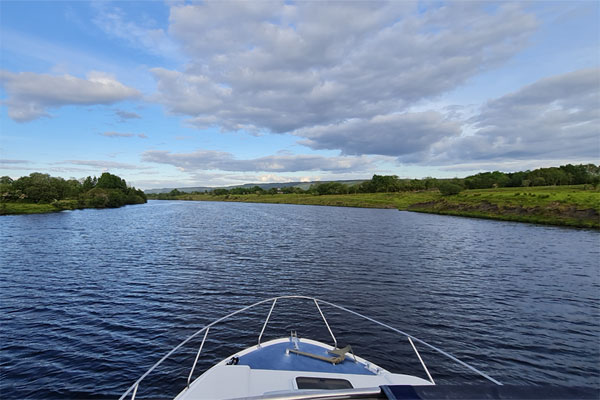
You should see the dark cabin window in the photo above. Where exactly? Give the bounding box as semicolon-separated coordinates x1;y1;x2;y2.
296;376;353;389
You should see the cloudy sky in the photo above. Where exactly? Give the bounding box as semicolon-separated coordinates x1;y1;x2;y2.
1;1;598;189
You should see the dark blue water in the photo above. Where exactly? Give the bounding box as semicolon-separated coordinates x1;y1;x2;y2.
1;200;599;398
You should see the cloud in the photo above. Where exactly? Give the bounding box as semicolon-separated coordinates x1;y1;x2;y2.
142;149;373;173
101;131;134;138
114;109;141;121
101;131;147;138
424;68;600;165
200;172;308;185
0;159;29;165
295;111;462;157
152;2;537;135
0;159;32;172
62;160;149;170
0;70;140;121
92;3;180;59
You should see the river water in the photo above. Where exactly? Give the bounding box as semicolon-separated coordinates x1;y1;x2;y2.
1;200;598;398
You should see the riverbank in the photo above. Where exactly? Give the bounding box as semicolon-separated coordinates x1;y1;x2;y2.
0;200;151;215
0;172;147;216
408;186;599;229
0;197;146;215
169;185;599;229
0;200;81;215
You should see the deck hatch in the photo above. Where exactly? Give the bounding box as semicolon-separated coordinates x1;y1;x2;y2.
296;377;353;390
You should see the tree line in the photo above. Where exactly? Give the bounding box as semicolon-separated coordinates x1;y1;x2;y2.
312;163;600;194
148;164;599;199
463;164;599;189
0;172;147;208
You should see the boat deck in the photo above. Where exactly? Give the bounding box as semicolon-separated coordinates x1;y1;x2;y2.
237;339;376;375
175;338;432;400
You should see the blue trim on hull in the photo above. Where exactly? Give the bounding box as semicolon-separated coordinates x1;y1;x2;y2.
237;340;376;376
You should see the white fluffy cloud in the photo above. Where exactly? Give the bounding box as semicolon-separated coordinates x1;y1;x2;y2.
153;1;537;137
0;70;140;121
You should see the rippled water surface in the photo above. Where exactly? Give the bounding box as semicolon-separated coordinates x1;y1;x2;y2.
1;201;599;398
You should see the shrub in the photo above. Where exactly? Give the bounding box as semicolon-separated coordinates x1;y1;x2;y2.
438;182;463;196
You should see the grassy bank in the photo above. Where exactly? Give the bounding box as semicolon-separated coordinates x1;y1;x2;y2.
172;191;441;209
171;185;599;229
408;185;599;229
1;172;147;216
0;200;81;215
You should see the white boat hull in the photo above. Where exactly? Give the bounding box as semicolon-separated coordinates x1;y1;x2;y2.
176;337;432;400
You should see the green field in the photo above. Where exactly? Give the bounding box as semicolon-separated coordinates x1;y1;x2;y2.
172;185;600;229
408;185;599;229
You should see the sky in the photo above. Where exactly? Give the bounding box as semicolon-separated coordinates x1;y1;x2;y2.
0;1;598;190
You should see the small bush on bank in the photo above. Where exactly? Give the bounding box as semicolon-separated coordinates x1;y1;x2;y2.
438;182;463;196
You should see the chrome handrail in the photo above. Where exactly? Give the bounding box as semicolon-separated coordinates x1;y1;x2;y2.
314;299;337;349
315;297;502;385
258;298;277;346
408;336;434;384
119;295;501;400
187;327;209;388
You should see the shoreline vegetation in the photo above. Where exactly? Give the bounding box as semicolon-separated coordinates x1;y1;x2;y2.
0;172;147;216
154;186;599;229
148;164;600;229
3;165;598;229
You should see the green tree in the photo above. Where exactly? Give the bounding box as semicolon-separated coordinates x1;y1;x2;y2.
423;177;438;190
82;176;96;191
560;164;595;184
507;171;527;187
106;190;126;207
371;175;401;192
65;179;83;197
212;188;229;195
15;173;58;203
96;172;127;190
281;186;296;194
464;171;509;189
311;182;348;195
408;179;426;191
531;176;546;186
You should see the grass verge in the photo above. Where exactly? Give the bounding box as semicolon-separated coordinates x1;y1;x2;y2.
407;185;599;229
0;200;80;215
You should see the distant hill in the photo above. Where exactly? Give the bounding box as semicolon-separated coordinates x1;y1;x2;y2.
144;179;365;194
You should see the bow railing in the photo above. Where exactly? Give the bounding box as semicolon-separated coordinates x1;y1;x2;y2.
119;295;501;400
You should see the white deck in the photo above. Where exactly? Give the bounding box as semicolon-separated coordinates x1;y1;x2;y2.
175;338;432;400
119;296;502;400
